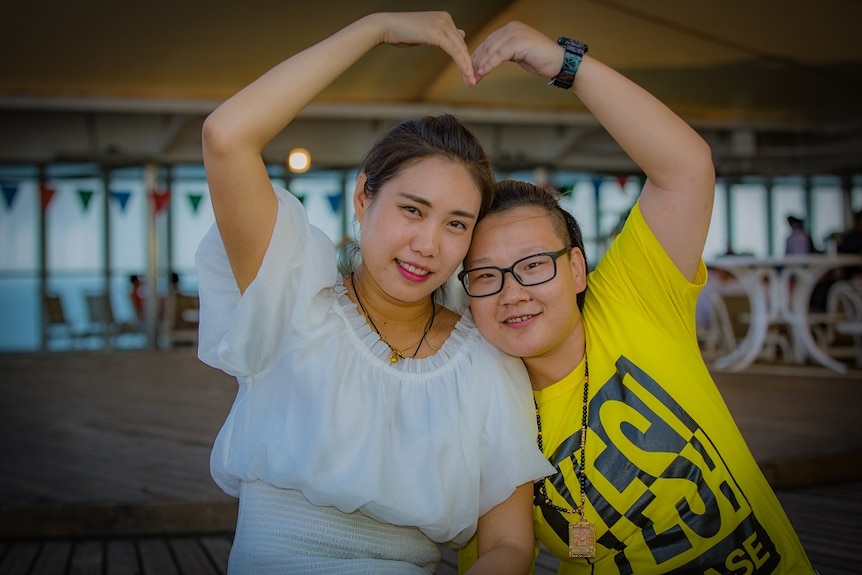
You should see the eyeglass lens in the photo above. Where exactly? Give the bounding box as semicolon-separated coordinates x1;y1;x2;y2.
463;253;558;296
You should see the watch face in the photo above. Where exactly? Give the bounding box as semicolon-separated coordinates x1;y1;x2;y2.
558;37;588;56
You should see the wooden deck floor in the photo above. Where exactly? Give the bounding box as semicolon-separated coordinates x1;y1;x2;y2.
0;350;860;573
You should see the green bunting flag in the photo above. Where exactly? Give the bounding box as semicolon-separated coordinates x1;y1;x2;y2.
558;183;576;196
187;192;203;213
78;189;94;211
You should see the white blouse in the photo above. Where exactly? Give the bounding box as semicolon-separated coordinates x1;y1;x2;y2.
195;185;553;545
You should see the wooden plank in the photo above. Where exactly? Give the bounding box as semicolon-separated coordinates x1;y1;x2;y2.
778;481;862;575
761;452;862;489
68;540;103;575
105;539;140;575
169;537;222;575
197;535;231;575
0;501;238;538
30;540;71;575
138;538;179;575
0;540;39;575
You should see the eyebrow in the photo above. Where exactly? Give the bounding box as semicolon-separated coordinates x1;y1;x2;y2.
399;192;477;220
468;246;548;267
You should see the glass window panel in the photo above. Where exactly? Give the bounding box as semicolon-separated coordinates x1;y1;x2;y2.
772;180;806;257
562;179;598;266
171;180;214;281
287;173;347;244
811;182;844;250
0;180;38;271
47;178;103;272
731;182;767;257
109;178;146;272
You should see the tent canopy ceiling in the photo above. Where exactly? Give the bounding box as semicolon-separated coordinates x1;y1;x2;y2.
2;0;861;177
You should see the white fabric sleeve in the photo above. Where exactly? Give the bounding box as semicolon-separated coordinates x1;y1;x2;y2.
195;185;338;378
472;337;555;519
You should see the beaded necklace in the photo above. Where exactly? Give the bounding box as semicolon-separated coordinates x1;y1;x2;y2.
534;354;595;558
350;273;435;364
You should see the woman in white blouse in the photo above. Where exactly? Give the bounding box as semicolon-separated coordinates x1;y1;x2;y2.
196;11;553;575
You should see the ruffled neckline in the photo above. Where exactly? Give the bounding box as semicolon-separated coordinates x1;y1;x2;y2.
333;276;476;375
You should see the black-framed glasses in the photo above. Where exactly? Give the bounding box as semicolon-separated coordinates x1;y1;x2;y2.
458;247;570;297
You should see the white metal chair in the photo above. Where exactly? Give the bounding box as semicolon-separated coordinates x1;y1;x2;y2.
824;280;862;367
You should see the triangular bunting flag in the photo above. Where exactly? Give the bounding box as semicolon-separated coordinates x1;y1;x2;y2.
187;192;203;213
615;175;628;190
110;190;132;212
558;183;576;196
1;181;18;210
294;193;306;205
40;184;56;212
153;189;171;214
326;192;343;214
78;189;94;211
592;176;604;197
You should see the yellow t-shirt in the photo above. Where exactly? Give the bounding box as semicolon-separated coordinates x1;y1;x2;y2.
461;202;814;574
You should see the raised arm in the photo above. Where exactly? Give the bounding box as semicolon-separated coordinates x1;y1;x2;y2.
472;22;715;280
201;12;477;292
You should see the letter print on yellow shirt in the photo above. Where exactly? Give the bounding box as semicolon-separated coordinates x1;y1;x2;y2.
536;356;782;573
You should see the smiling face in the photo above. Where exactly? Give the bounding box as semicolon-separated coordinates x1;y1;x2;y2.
465;205;588;367
354;156;482;303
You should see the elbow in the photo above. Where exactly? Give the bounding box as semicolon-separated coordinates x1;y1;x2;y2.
202;107;265;166
201;111;234;161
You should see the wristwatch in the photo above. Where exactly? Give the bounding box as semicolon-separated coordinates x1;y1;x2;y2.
549;37;589;90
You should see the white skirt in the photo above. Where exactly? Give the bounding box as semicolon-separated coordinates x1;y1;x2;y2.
228;481;441;574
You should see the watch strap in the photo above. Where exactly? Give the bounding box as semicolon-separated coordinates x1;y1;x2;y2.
549;37;589;90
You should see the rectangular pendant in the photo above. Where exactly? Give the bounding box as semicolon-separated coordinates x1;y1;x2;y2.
569;520;596;558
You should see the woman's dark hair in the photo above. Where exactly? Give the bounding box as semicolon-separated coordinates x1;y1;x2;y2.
339;115;494;305
361;114;495;217
484;180;588;310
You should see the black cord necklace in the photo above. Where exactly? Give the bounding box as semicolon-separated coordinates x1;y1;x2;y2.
350;273;435;364
535;354;595;558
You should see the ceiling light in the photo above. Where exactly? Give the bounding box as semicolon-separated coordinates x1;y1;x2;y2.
288;148;311;173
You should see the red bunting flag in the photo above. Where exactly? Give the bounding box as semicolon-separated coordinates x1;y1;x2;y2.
615;175;628;190
40;184;56;212
152;189;171;214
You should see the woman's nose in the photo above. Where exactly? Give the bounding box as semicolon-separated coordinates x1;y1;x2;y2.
412;225;440;256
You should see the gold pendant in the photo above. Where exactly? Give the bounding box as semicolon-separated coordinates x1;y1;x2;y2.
569;519;595;558
389;349;399;363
